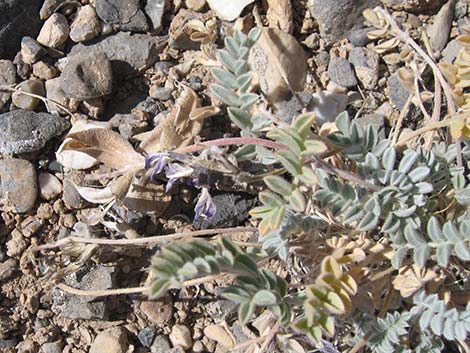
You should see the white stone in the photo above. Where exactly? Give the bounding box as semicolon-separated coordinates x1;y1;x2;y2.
37;13;70;48
169;324;192;350
38;173;62;200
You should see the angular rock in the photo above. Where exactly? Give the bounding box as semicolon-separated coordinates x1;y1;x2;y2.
38;172;62;200
45;77;72;114
140;296;173;326
442;38;462;63
70;32;159;78
0;60;16;110
32;61;59;80
428;0;455;52
0;258;17;282
90;327;128;353
37;13;70;48
388;72;411;110
52;265;116;320
145;0;166;31
349;47;379;89
20;37;45;64
328;56;358;88
40;340;64;353
309;0;379;42
138;327;156;348
0;0;42;60
95;0;148;32
0;110;69;154
70;5;101;43
0;159;37;213
12;79;45;110
193;193;257;230
61;51;113;100
381;0;446;14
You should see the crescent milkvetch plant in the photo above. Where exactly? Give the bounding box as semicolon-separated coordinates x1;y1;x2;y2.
148;13;470;353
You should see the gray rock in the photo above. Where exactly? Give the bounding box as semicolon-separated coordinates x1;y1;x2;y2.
442;38;462;63
40;340;64;353
138;327;156;347
455;0;467;18
428;0;455;52
12;79;45;110
0;110;69;154
70;32;159;79
0;0;42;60
274;92;312;123
193;193;257;230
309;0;379;42
388;72;411;110
145;0;166;31
52;265;116;320
328;56;358;88
0;60;16;110
348;28;373;47
45;77;70;114
70;5;101;43
149;86;173;101
0;258;17;281
349;47;379;89
0;159;37;213
37;13;70;48
20;37;45;64
40;0;66;20
96;0;148;32
61;51;113;100
150;335;171;353
0;339;17;349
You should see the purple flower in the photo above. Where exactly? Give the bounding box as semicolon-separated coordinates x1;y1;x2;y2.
165;163;194;192
145;153;169;180
194;187;217;220
310;340;341;353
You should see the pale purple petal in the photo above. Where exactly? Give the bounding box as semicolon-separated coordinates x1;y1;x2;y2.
145;153;169;180
166;163;194;179
194;188;217;220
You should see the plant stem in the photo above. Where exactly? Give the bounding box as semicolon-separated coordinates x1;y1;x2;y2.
33;226;258;253
175;137;286;154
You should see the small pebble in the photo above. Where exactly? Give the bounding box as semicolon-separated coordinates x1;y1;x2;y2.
33;61;59;80
12;79;45;110
140;297;174;326
0;60;16;109
21;37;45;64
328;56;358;88
204;324;235;349
89;327;128;353
149;86;173;101
138;327;156;347
170;324;192;350
70;5;101;42
186;0;206;11
37;13;70;48
150;335;171;353
38;172;62;200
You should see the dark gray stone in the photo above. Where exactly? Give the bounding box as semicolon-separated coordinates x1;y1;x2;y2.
309;0;379;42
40;0;66;20
349;47;379;89
145;0;166;31
61;51;113;100
274;92;312;124
96;0;148;32
328;56;358;88
150;335;171;353
0;0;42;60
0;60;16;109
348;28;373;47
0;159;37;213
193;193;257;230
70;32;159;79
52;265;116;320
388;72;411;110
20;36;44;64
0;338;17;349
0;110;69;154
138;327;156;347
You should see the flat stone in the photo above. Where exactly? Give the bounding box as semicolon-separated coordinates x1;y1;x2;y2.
0;110;69;154
0;0;42;60
96;0;148;32
70;5;101;43
388;72;411;110
309;0;380;42
193;193;257;230
32;61;59;80
442;38;462;63
0;60;16;110
40;340;64;353
140;296;173;326
61;51;113;100
21;37;45;64
328;56;358;88
145;0;166;31
138;327;156;348
204;325;235;349
428;0;455;52
90;327;128;353
349;47;379;90
12;79;45;110
70;32;159;79
37;13;70;48
0;159;37;213
52;265;116;320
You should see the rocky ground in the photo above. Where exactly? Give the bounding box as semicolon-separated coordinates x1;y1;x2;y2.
0;0;467;352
